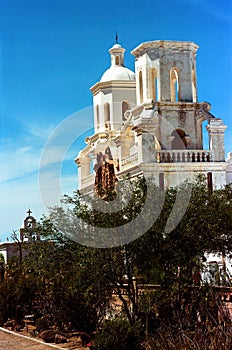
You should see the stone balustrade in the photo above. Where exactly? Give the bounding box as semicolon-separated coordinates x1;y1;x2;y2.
81;150;213;185
121;150;212;169
81;173;95;188
155;150;213;163
121;153;139;169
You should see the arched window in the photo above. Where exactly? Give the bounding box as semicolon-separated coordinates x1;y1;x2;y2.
122;101;129;121
207;172;213;194
104;102;110;122
159;173;164;190
202;120;209;149
96;104;99;127
115;55;119;65
139;71;143;104
170;68;180;102
192;68;197;102
151;68;158;101
171;129;187;149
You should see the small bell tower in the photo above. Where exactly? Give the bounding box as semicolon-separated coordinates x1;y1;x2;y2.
20;209;39;242
90;38;136;133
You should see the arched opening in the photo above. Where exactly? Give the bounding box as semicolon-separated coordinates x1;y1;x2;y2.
171;129;187;149
151;68;158;101
104;102;110;122
207;172;213;194
139;71;144;104
115;55;119;65
192;67;197;102
202;120;209;150
122;101;129;121
89;154;94;175
170;68;180;102
159;173;164;190
96;104;100;127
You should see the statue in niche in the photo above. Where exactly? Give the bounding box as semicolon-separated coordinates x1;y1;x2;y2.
94;146;118;200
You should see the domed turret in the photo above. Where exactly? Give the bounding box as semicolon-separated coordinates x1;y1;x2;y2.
90;40;136;134
100;43;135;82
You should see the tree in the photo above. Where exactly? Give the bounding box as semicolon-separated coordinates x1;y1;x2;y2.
1;175;231;342
47;175;232;329
20;234;112;331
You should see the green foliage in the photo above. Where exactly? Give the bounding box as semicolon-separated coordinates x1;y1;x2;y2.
35;317;49;332
20;239;111;331
93;318;143;350
0;269;37;321
0;176;231;345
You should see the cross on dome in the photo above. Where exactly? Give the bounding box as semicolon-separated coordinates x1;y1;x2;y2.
27;209;32;216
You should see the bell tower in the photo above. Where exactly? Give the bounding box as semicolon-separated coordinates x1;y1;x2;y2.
20;209;39;242
131;40;227;153
131;40;198;104
90;41;136;133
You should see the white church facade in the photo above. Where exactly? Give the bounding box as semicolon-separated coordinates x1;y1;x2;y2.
75;39;232;193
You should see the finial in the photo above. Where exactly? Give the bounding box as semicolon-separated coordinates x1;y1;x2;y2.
115;32;118;44
27;208;32;216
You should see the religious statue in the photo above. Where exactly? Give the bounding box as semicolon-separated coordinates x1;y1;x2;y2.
94;146;118;200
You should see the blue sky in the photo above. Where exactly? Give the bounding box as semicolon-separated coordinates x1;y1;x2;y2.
0;0;231;240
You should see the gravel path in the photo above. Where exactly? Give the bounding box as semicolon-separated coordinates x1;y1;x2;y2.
0;328;64;350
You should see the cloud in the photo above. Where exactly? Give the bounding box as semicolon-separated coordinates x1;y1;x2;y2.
0;144;39;184
0;119;80;184
0;174;43;240
0;170;77;241
0;117;82;241
25;123;56;140
30;108;93;172
0;106;95;241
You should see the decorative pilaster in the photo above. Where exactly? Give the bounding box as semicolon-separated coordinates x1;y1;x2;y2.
76;155;91;188
136;130;156;163
207;119;227;161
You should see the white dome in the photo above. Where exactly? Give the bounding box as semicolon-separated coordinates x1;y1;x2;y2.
100;66;135;82
112;43;122;49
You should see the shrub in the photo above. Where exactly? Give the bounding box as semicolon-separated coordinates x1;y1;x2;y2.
92;318;143;350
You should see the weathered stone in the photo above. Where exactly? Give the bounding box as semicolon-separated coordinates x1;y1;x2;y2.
75;39;230;191
54;334;67;344
39;329;56;343
80;332;91;346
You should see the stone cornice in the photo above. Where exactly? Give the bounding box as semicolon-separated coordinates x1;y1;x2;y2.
139;162;227;171
152;101;214;116
131;40;199;58
74;130;119;164
90;80;136;95
156;101;199;110
206;118;227;134
86;130;118;144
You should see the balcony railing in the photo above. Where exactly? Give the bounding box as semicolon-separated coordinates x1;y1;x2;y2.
121;153;139;169
81;150;213;186
81;173;94;188
121;150;212;169
155;150;212;163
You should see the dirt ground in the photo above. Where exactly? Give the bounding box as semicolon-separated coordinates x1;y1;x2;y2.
0;328;87;350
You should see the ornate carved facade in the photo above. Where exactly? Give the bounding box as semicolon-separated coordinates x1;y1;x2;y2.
75;39;231;193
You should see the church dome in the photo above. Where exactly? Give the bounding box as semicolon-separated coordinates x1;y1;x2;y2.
112;43;122;49
100;42;135;82
100;66;135;82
